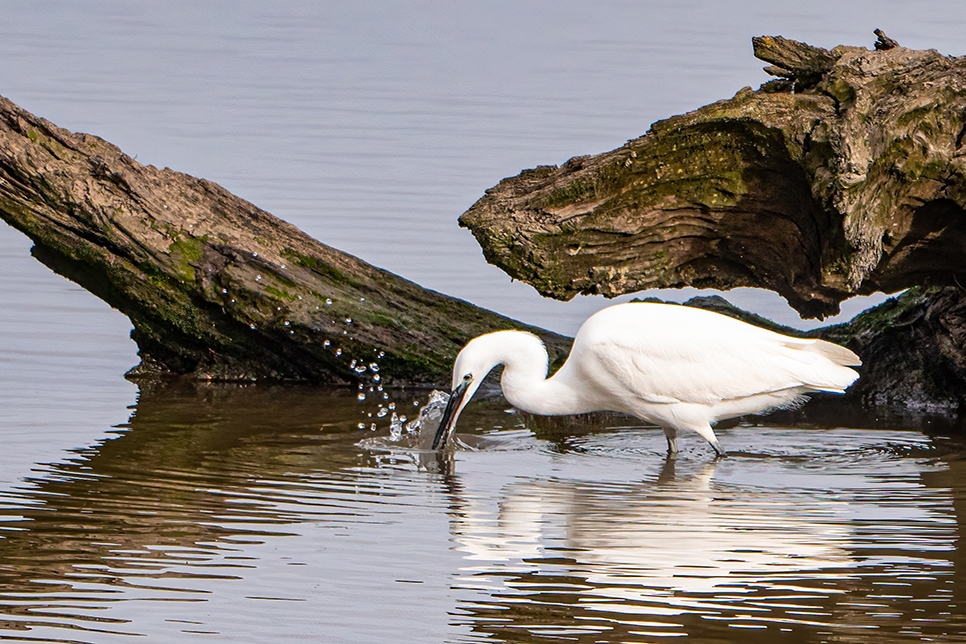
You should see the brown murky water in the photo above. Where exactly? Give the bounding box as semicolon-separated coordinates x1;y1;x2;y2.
1;383;964;643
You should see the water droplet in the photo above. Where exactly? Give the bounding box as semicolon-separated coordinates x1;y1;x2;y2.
323;340;330;348
378;351;385;359
326;298;332;306
370;423;376;431
345;318;352;324
357;393;366;401
358;383;364;390
357;422;366;430
290;330;294;334
277;307;281;311
373;374;381;383
256;275;262;281
221;288;227;294
250;324;256;330
354;365;367;373
382;392;389;400
231;299;236;303
284;321;290;327
298;295;302;300
350;359;358;369
335;348;342;356
369;363;379;373
253;252;258;258
281;264;286;269
360;297;365;302
388;402;395;410
377;407;388;418
343;330;348;335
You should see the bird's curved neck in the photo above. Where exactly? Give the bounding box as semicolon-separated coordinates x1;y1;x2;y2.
497;341;584;417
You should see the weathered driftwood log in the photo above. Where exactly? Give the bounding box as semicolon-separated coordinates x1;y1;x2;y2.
0;95;569;385
461;33;966;320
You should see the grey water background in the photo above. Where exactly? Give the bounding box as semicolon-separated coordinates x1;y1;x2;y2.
1;1;966;642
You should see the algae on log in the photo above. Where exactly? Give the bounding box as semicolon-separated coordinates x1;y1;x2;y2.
819;286;966;413
0;95;569;385
460;34;966;319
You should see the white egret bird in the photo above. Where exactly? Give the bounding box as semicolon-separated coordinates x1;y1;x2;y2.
433;302;861;456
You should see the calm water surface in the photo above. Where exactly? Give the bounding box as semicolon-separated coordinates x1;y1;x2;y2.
3;1;966;642
1;384;966;642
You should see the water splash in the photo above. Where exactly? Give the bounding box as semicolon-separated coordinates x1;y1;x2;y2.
388;412;403;441
405;390;450;436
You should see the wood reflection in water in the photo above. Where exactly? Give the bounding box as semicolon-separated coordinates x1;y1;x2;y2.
0;381;455;642
0;382;964;643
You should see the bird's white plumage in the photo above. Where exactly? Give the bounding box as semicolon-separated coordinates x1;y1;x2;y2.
571;304;857;407
441;302;861;455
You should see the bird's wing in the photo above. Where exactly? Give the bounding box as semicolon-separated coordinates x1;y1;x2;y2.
575;307;857;406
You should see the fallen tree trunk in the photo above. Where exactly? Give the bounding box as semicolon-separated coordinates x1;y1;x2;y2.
0;95;569;386
460;33;966;320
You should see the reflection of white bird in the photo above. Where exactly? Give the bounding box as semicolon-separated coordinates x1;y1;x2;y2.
449;463;855;601
434;302;861;456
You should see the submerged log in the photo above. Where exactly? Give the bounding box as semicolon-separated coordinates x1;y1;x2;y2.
461;33;966;320
820;286;966;413
0;95;569;385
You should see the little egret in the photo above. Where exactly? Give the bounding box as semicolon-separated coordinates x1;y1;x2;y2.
433;302;861;456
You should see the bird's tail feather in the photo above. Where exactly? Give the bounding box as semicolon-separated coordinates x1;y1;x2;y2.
801;339;862;367
779;338;861;392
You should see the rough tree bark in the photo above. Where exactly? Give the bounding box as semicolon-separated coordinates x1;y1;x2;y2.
0;95;569;386
460;34;966;320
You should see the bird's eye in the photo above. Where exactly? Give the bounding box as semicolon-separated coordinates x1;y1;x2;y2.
462;373;472;381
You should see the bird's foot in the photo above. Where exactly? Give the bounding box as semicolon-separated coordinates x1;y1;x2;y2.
710;439;728;458
666;436;678;458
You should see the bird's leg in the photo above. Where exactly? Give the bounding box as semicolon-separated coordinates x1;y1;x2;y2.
663;426;678;456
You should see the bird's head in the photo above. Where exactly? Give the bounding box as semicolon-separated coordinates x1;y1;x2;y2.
432;331;528;449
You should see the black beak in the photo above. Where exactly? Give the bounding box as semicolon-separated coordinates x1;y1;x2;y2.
432;377;471;450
